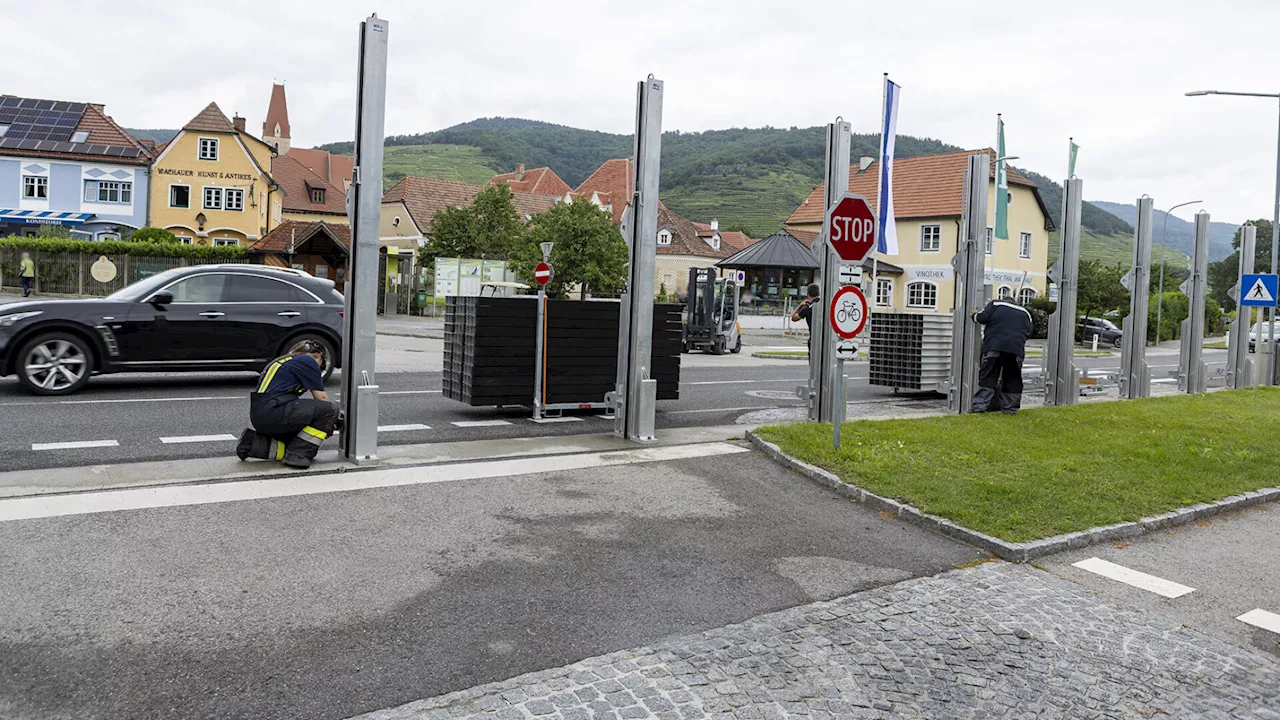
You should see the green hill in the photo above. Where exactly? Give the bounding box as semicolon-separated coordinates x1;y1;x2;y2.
383;144;500;185
1047;229;1190;270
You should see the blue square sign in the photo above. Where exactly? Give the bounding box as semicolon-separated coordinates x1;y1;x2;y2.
1240;273;1279;307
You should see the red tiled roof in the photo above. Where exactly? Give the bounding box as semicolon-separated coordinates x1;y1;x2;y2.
785;149;1043;225
272;154;347;215
263;84;291;139
183;102;236;133
720;231;755;252
574;158;633;223
488;166;572;197
248;220;350;254
73;105;152;157
657;204;733;259
287;147;354;186
381;176;559;233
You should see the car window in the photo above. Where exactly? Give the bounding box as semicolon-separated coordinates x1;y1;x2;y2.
167;274;229;303
224;274;313;303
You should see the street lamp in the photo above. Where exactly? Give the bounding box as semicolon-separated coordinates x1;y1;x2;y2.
1153;199;1202;346
1186;89;1280;380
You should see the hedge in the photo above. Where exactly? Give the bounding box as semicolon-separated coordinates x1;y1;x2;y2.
0;235;246;261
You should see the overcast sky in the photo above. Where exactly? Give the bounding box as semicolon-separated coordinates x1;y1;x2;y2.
6;0;1279;224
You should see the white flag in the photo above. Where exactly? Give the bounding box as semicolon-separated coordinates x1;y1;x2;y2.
877;78;900;255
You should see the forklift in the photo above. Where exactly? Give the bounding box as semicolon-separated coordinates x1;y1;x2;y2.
682;267;742;354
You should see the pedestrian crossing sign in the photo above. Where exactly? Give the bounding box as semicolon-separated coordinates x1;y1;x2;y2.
1239;274;1279;307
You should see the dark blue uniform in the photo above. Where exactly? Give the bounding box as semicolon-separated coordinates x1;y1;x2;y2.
237;353;338;468
972;300;1033;413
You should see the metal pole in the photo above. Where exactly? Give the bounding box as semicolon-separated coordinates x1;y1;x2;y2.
1228;224;1256;388
1120;197;1153;399
946;154;990;413
613;76;662;444
1178;212;1211;393
339;14;389;464
1269;96;1280;384
1153;200;1201;347
809;121;851;423
1046;177;1083;406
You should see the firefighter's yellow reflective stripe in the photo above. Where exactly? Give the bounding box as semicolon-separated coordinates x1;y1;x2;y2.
274;440;285;460
301;425;327;440
257;356;292;393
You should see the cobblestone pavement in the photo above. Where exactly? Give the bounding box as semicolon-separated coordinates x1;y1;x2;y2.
349;563;1280;720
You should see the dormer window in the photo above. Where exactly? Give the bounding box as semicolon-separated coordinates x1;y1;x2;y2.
657;228;673;246
310;188;325;204
704;232;720;251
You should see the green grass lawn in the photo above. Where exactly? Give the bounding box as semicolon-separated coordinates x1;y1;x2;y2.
1205;341;1229;350
755;389;1280;543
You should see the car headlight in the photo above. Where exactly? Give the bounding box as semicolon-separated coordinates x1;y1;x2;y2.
0;310;42;327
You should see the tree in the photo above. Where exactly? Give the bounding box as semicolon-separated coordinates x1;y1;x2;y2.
129;227;179;244
510;201;626;298
1076;260;1129;320
416;184;525;267
1207;219;1274;310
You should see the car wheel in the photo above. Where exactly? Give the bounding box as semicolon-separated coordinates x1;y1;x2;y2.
17;332;93;395
1112;336;1123;349
280;333;337;380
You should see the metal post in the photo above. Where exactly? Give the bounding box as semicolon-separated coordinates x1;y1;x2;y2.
1178;212;1211;393
339;14;389;464
1119;197;1153;399
532;243;552;420
1046;177;1083;405
946;153;989;413
1270;96;1280;384
809;121;851;423
613;76;662;444
1228;225;1257;388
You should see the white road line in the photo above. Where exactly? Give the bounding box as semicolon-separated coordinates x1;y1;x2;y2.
0;442;751;523
528;416;584;424
596;413;616;420
451;420;512;428
160;434;237;444
681;379;804;386
1237;609;1280;634
661;405;775;415
1071;557;1195;598
1152;378;1178;384
31;440;120;451
377;424;431;432
379;390;442;395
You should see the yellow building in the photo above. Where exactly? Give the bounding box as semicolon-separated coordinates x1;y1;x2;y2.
149;103;281;246
786;150;1053;313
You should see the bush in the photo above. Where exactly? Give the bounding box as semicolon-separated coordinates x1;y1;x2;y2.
0;235;245;261
129;227;179;244
1027;296;1055;339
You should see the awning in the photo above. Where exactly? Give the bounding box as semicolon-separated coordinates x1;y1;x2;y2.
0;210;95;226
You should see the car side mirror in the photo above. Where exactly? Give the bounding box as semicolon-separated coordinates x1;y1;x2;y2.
149;291;173;307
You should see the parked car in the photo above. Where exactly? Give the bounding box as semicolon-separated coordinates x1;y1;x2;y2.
1247;321;1280;352
1076;317;1123;348
0;265;344;395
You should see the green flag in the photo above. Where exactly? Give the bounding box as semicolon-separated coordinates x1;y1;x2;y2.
994;117;1009;240
1068;139;1080;178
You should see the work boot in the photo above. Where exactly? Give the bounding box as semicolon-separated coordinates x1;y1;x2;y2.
236;429;279;461
282;451;312;469
280;425;328;469
1001;394;1022;414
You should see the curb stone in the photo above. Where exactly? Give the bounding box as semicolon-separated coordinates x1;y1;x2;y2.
746;431;1280;562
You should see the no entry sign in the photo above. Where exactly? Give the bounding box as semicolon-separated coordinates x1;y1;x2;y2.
826;194;877;262
829;285;868;340
534;262;553;286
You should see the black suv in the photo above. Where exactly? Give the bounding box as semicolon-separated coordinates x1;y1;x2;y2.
0;265;344;395
1076;316;1123;348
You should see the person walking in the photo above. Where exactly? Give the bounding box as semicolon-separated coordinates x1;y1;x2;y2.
235;340;340;469
19;252;35;297
971;297;1033;413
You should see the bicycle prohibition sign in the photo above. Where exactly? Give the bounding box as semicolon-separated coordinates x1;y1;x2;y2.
829;285;868;340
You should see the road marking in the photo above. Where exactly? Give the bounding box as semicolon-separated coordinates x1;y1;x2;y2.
1237;609;1280;634
451;420;512;428
596;413;615;420
0;442;751;523
160;434;237;444
377;424;431;432
661;405;775;415
380;390;442;395
1152;378;1178;384
0;395;241;408
529;416;584;424
1071;557;1195;598
31;440;120;451
682;379;803;386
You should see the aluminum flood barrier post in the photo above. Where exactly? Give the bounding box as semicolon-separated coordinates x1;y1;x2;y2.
946;153;989;413
1045;177;1083;406
1178;211;1211;393
1119;196;1153;399
340;14;389;464
807;121;851;423
1227;224;1257;388
613;76;662;444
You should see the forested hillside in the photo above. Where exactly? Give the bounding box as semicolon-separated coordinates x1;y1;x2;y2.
1091;200;1236;261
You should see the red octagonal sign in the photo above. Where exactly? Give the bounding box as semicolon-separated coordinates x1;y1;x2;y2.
826;193;877;262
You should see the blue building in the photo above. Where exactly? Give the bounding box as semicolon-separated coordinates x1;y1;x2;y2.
0;96;153;240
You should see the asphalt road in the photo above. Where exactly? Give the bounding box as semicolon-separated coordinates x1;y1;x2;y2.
0;347;1230;471
0;444;983;720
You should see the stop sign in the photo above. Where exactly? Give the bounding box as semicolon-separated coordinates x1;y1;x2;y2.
826;193;877;262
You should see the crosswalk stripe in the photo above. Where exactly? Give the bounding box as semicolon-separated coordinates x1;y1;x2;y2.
1071;557;1195;598
528;417;584;424
377;424;431;432
160;434;238;444
451;420;512;428
32;440;120;451
1237;608;1280;634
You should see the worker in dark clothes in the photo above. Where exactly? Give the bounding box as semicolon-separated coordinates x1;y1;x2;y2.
236;340;339;468
971;298;1034;413
791;284;821;329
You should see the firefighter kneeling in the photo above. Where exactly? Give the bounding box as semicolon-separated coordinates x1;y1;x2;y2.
236;340;338;469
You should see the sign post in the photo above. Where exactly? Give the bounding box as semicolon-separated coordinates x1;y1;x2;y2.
532;243;554;420
807;121;852;426
1228;227;1261;388
824;194;875;448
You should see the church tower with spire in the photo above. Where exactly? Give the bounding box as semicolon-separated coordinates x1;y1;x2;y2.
263;83;291;154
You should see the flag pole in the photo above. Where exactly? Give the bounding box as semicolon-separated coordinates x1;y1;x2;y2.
872;73;887;311
990;113;1001;278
